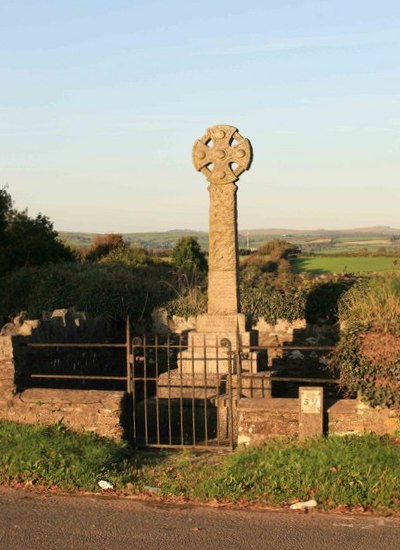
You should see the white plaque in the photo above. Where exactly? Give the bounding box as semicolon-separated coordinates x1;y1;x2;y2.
300;390;321;414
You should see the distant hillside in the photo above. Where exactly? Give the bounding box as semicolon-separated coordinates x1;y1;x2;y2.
59;226;400;251
60;230;209;249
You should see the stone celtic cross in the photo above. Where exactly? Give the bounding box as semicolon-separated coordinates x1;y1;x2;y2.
193;125;253;316
193;125;252;184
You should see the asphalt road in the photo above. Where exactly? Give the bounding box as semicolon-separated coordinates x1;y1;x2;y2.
0;487;399;550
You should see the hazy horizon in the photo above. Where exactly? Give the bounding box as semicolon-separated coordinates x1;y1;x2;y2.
59;224;400;236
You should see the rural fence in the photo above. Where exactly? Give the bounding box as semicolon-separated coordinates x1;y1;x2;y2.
21;319;339;450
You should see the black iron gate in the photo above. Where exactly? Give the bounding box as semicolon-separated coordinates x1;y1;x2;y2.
129;334;235;450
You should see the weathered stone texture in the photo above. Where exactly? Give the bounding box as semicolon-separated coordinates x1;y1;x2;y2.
238;398;299;446
207;270;239;315
238;395;399;446
192;124;251;322
298;387;323;440
1;389;124;439
0;310;126;439
192;124;252;185
0;336;16;406
327;399;399;436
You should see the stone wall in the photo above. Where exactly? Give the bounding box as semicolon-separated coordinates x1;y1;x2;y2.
327;399;399;436
237;395;399;446
151;309;338;344
0;388;124;439
238;398;299;446
0;310;126;439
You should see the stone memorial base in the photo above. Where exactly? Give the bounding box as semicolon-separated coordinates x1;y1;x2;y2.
157;313;269;400
178;313;263;372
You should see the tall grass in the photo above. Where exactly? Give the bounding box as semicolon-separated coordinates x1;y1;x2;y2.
339;273;400;335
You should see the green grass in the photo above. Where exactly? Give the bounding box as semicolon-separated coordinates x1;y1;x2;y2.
293;255;399;275
1;420;400;511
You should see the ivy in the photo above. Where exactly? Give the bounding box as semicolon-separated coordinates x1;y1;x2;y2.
333;274;400;408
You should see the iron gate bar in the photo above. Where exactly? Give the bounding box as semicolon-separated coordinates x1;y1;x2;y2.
126;317;132;394
167;335;172;445
144;334;149;446
203;335;208;446
191;336;196;447
29;375;127;380
178;336;184;446
215;336;220;446
244;345;334;351
25;317;132;385
155;335;160;446
27;343;127;348
131;336;141;443
270;376;340;384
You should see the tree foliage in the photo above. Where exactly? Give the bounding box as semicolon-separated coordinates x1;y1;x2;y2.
241;239;299;277
171;236;207;273
0;187;12;243
85;233;125;262
0;186;75;276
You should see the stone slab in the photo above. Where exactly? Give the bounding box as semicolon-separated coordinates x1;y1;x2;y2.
195;314;248;334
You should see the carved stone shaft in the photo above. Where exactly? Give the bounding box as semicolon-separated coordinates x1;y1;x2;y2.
208;182;239;314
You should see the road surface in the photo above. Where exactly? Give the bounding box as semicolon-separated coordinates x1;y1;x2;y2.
0;487;399;549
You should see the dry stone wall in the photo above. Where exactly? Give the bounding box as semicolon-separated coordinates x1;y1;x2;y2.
238;395;399;445
0;309;125;439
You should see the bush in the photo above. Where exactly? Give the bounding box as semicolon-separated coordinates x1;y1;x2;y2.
85;234;125;262
0;263;174;330
99;244;153;267
241;239;299;279
332;273;400;407
171;236;207;273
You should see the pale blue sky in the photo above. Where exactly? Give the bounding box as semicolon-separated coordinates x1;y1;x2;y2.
1;0;399;232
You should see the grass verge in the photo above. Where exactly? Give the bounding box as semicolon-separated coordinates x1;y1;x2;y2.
1;420;400;512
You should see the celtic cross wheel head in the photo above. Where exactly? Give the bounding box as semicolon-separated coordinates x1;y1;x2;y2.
192;124;253;184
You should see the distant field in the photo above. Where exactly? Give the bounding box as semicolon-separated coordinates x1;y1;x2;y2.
60;227;400;254
293;255;400;275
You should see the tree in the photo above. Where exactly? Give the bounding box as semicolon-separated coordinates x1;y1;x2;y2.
85;233;126;261
0;186;76;275
171;236;207;273
0;187;12;244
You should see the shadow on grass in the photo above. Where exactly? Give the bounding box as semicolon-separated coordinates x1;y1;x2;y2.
291;257;330;275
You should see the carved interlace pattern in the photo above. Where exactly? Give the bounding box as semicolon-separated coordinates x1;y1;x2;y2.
208;183;237;271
